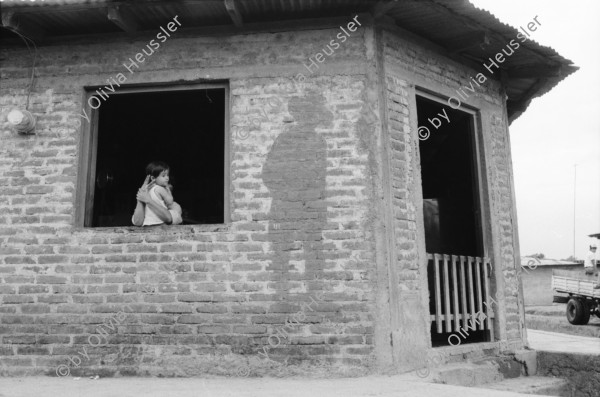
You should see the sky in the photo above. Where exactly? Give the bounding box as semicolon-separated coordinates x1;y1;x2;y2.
469;0;600;260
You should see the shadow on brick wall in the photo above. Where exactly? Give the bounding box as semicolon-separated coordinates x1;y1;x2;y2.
263;92;333;290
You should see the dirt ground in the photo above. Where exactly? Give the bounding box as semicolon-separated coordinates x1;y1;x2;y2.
527;329;600;355
0;375;551;397
525;305;600;338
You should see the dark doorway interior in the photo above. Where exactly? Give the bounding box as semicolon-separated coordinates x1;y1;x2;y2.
91;88;225;227
416;95;487;346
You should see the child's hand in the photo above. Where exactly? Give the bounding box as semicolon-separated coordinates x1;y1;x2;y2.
156;185;174;206
141;175;155;191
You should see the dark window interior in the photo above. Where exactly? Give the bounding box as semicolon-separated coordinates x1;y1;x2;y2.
90;88;225;227
417;95;486;346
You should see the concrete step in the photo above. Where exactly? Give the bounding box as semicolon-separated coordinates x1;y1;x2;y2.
430;356;523;387
479;376;570;396
430;361;503;387
410;348;574;396
528;330;600;396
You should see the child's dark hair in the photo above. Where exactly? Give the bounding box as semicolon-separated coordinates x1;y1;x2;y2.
145;161;169;178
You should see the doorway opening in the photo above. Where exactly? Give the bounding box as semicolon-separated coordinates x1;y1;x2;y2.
416;94;493;347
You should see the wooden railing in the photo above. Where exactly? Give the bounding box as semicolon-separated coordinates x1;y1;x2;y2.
427;254;494;339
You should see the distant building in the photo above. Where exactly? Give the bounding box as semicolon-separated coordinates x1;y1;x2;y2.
520;257;581;306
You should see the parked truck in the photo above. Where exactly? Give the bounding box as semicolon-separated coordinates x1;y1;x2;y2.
552;270;600;325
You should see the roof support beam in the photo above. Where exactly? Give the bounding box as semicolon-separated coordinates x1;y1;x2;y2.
372;0;399;18
1;11;45;41
506;65;561;79
507;78;547;123
107;6;139;34
224;0;243;28
448;31;490;53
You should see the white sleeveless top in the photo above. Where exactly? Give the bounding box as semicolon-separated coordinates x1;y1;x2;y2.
143;186;167;226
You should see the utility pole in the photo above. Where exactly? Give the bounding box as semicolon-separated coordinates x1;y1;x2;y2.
573;164;577;258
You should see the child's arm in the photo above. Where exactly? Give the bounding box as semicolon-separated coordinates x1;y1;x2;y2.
155;186;174;206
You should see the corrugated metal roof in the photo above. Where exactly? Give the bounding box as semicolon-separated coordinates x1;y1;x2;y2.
521;256;580;267
0;0;577;122
0;0;103;5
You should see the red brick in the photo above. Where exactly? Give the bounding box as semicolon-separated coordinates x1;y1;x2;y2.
38;295;69;304
23;245;54;254
140;315;176;325
4;257;36;265
104;255;136;262
58;246;90;255
178;315;209;324
37;256;69;264
198;325;230;334
2;296;35;304
0;285;16;294
36;275;68;284
3;335;36;344
72;295;103;304
178;293;212;302
21;305;51;314
25;186;53;194
143;295;176;304
91;246;122;254
233;325;267;334
18;285;50;294
160;244;193;253
89;266;121;274
36;335;71;344
195;304;228;314
55;265;88;273
161;304;193;313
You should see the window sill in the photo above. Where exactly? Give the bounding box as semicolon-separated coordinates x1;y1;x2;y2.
71;223;230;235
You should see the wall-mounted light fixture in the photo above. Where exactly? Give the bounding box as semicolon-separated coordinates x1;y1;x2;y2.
7;109;36;135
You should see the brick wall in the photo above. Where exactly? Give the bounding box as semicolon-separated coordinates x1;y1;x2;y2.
0;21;524;377
382;27;524;351
489;113;523;341
383;74;431;370
0;26;378;376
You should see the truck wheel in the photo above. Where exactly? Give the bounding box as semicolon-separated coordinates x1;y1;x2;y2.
566;299;589;325
581;304;591;325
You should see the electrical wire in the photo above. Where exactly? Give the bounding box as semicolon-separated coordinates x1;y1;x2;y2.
6;22;38;110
